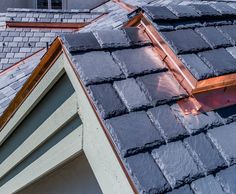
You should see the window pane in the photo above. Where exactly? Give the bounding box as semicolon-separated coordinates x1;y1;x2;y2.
37;0;48;9
52;0;62;9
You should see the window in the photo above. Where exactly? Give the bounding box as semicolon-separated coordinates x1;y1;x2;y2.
37;0;62;9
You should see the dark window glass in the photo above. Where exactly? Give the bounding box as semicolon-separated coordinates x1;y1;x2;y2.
37;0;48;9
52;0;62;9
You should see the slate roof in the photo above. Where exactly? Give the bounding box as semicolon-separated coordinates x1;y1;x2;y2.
143;3;236;80
1;1;236;194
6;8;103;23
60;24;236;193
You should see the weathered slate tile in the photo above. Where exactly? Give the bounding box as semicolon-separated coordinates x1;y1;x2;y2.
137;72;187;106
148;105;188;142
125;153;171;194
94;29;129;48
123;27;150;46
152;141;201;188
113;78;151;111
179;54;214;80
226;46;236;59
62;32;101;52
216;104;236;123
218;25;236;44
112;47;166;77
198;48;236;76
167;185;193;194
196;27;232;49
191;4;221;16
167;5;200;18
88;83;127;119
161;29;211;54
143;6;178;21
210;3;236;15
216;165;236;194
172;104;223;134
106;111;163;156
184;133;226;173
191;175;225;194
208;123;236;165
73;51;124;85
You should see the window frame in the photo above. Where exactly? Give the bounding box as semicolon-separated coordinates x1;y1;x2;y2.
36;0;67;9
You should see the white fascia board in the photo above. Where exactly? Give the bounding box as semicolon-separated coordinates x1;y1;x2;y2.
0;125;83;194
0;54;65;145
0;93;78;179
63;56;134;194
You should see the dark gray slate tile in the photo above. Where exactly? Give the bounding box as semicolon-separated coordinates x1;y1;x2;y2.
196;27;232;49
106;111;163;156
216;165;236;194
73;51;124;85
148;105;188;142
125;153;171;194
210;3;236;15
69;0;108;10
191;4;221;16
218;25;236;44
191;175;225;194
179;54;214;80
216;104;236;124
88;83;127;119
184;133;226;173
113;78;151;111
171;104;223;134
137;72;187;106
167;185;193;194
62;32;101;52
112;47;166;77
208;123;236;165
167;5;200;18
152;141;201;188
161;29;210;54
123;27;150;46
198;48;236;76
226;47;236;59
143;6;178;21
94;29;129;48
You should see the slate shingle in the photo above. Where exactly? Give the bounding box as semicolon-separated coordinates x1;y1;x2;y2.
216;104;236;123
123;27;150;46
106;111;163;156
208;123;236;165
143;6;178;21
73;51;124;85
167;185;193;194
112;47;166;77
137;72;187;106
210;3;236;15
152;141;201;188
94;29;129;48
191;175;225;194
167;5;200;18
125;153;171;194
191;4;221;17
88;83;127;119
184;133;226;173
63;32;101;52
172;104;223;134
113;78;150;111
216;165;236;194
226;47;236;59
179;54;214;80
198;48;236;76
218;25;236;44
195;27;232;49
161;29;210;54
148;105;188;142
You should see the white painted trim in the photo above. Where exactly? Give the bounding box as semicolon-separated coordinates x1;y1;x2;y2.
63;57;134;194
0;125;83;194
0;54;64;146
0;93;77;179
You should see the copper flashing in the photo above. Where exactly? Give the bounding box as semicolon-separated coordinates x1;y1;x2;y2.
0;38;63;129
6;21;88;30
113;0;136;12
